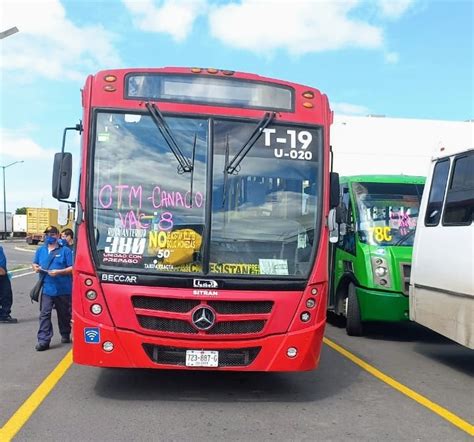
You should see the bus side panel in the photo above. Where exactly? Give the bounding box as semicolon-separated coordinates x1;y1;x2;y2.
410;153;474;349
410;222;474;348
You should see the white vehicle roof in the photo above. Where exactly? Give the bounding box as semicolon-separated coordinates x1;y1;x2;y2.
430;146;474;161
332;115;474;176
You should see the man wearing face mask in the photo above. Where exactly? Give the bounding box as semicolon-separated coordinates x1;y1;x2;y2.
32;226;73;351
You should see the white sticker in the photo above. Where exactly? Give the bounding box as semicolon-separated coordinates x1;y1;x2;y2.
298;233;307;249
259;259;289;275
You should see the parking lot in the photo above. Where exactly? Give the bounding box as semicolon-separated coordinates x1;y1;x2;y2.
0;240;472;441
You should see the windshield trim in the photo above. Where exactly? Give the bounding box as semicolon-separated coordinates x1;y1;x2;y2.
350;181;424;247
87;108;325;282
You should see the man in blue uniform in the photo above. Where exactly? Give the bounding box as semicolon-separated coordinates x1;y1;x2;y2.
32;226;73;351
0;245;17;323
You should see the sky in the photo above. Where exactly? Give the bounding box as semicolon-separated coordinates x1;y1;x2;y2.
0;0;473;213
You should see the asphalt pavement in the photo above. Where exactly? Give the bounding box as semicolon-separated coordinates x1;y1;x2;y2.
0;240;472;441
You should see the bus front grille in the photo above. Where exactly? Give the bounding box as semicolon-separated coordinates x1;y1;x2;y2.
137;316;198;334
207;320;266;334
132;296;273;314
133;296;273;336
132;296;200;313
143;344;261;367
207;300;273;314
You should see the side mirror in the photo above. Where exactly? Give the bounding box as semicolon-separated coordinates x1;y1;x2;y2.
52;152;72;199
328;208;339;243
330;172;340;209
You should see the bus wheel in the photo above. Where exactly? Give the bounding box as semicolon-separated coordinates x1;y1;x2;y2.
346;283;363;336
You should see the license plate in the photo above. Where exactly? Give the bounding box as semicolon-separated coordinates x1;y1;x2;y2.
185;350;219;367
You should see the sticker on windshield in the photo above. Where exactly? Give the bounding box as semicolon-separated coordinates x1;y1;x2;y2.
263;128;314;161
369;227;393;243
259;259;289;275
97;132;110;142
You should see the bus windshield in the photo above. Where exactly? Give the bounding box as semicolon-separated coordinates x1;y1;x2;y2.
352;182;424;246
92;111;322;277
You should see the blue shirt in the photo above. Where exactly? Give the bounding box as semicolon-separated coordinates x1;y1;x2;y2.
33;245;73;296
0;246;7;272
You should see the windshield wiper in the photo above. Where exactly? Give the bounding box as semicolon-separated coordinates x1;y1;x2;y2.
145;102;193;173
222;134;230;208
226;112;275;175
394;229;416;246
188;133;197;207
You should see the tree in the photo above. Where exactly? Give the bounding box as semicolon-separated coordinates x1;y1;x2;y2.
15;207;27;215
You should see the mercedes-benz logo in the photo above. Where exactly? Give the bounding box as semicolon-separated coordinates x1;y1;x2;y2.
192;306;216;331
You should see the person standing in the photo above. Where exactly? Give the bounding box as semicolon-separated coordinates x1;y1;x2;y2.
60;228;74;249
32;226;73;351
0;245;17;323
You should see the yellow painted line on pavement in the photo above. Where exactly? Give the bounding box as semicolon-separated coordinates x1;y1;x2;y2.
323;337;474;436
11;271;35;279
9;267;30;273
0;351;73;441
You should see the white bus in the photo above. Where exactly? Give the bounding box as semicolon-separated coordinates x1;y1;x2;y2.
409;146;474;349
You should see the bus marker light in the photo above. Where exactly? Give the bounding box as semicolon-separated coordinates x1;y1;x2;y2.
302;91;314;99
311;288;318;295
306;298;316;308
222;70;235;76
91;304;102;315
86;290;97;300
379;279;388;286
191;68;202;73
300;311;311;322
104;75;117;82
85;279;93;287
207;68;218;74
287;347;298;358
104;85;116;92
303;102;313;109
103;341;114;352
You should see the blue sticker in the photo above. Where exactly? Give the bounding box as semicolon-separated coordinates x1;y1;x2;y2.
84;327;100;344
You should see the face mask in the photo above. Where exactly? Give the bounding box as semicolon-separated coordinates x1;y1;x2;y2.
44;235;57;245
58;239;66;247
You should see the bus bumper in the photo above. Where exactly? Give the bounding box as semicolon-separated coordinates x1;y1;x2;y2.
72;314;325;371
356;287;409;322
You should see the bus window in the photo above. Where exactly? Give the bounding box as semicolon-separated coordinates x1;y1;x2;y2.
443;153;474;225
425;159;450;226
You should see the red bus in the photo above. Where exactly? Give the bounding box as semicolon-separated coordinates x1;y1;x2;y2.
52;67;339;371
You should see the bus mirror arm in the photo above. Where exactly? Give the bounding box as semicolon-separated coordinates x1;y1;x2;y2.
75;200;84;226
52;123;82;204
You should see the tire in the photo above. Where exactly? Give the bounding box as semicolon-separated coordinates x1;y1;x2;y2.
346;282;363;336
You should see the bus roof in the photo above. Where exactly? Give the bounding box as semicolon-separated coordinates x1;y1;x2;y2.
340;175;426;185
431;146;474;161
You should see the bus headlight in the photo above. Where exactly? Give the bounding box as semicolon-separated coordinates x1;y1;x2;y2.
287;347;298;358
91;304;102;315
306;298;316;308
85;290;97;300
103;341;114;352
371;256;391;288
300;311;311;322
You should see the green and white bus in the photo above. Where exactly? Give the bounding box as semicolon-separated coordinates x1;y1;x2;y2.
328;175;425;335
